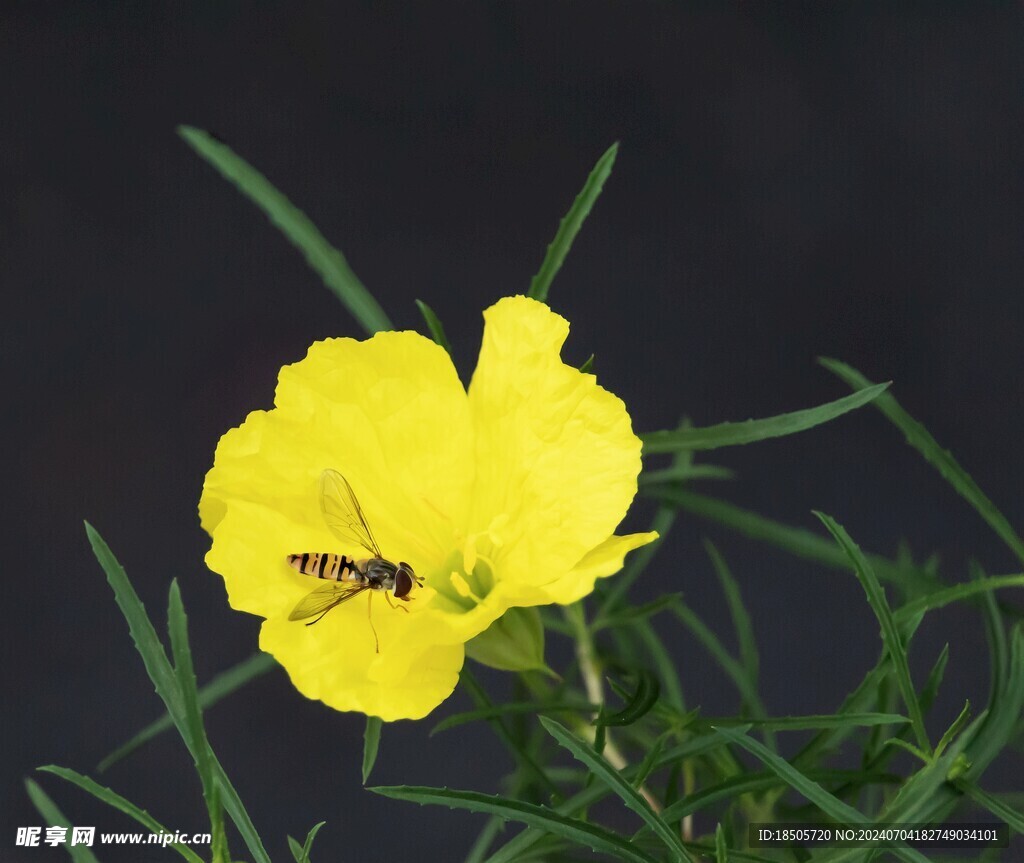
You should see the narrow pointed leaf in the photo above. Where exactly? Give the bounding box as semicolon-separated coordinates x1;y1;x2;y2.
37;767;203;863
301;821;327;862
178;126;392;335
815;512;930;753
362;716;382;784
539;716;694;862
640;383;889;453
371;785;659;863
955;781;1024;834
84;524;270;863
415;299;451;355
820;357;1024;566
25;779;102;863
893;575;1024;624
528;142;618;303
288;836;305;863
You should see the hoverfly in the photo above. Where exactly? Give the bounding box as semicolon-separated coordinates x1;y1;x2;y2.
286;469;422;652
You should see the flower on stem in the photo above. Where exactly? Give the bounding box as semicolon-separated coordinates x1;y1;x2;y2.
199;296;655;720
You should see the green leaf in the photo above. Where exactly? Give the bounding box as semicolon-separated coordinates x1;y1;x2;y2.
300;821;327;862
528;142;618;303
578;353;595;374
632;734;668;789
362;717;382;784
459;667;560;798
177;126;392;335
698;713;909;731
25;779;103;863
814;512;931;754
84;523;271;863
430;701;597;736
597;671;661;727
893;574;1024;625
593;593;682;631
640;383;889;453
539;717;694;862
371;785;659;863
955;780;1024;834
715;823;728;863
934;700;972;758
639;463;736;485
415;299;452;356
704;540;763;730
633;620;686;712
648;490;935;591
288;835;305;863
670;602;767;720
482;732;728;863
820;357;1024;566
715;726;867;824
167;580;226;861
36;767;204;863
98;651;277;772
466;607;551;674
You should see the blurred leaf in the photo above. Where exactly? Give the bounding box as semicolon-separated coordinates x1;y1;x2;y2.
820;357;1024;566
528;142;618;303
98;651;277;773
431;701;596;736
955;781;1024;835
36;767;203;863
25;779;102;863
539;717;694;862
640;383;889;453
371;785;659;863
715;823;728;863
639;463;735;485
415;299;452;356
705;540;763;734
594;593;682;631
459;667;560;798
362;717;382;784
178;126;392;335
649;490;935;591
670;602;767;720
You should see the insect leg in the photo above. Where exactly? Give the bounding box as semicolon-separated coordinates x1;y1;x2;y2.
384;592;410;613
368;590;380;654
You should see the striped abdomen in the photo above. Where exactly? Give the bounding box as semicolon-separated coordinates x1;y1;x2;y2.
287;553;360;581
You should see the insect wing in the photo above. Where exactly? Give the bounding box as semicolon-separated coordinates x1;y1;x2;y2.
319;469;383;558
288;580;368;622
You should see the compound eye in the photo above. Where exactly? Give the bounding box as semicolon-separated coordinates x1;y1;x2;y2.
394;568;414;598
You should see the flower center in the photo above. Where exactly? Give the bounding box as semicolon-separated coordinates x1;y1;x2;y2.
431;514;509;612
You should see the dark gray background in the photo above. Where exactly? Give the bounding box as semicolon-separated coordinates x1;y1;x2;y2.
3;2;1023;861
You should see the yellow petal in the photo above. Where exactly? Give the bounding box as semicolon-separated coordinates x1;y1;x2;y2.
200;331;474;619
526;531;660;605
259;612;464;721
468;296;644;590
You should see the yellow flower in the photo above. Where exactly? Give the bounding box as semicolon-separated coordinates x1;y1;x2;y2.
199;296;655;720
